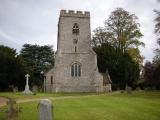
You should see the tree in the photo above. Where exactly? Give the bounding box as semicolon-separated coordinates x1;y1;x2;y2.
19;44;55;86
0;45;28;91
153;9;160;65
92;27;109;47
154;9;160;41
104;8;144;53
127;48;144;66
92;8;144;65
143;61;160;89
92;8;144;89
143;61;155;86
94;43;140;90
92;8;143;89
149;6;160;89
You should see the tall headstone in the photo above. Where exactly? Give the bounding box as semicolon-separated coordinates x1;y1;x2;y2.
23;74;33;94
38;99;53;120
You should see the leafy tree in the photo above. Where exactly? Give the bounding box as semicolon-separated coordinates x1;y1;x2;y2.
143;61;155;86
94;43;140;90
153;9;160;65
127;48;144;66
92;8;143;89
153;64;160;88
104;8;144;53
143;61;160;89
92;8;144;65
143;6;160;90
0;45;27;91
92;27;109;47
154;9;160;41
92;8;144;52
19;44;55;86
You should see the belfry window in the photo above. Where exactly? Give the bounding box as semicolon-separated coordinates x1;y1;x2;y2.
72;23;79;35
51;76;53;84
75;46;77;52
71;63;81;77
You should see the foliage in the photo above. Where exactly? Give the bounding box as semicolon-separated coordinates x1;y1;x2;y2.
92;8;144;66
19;44;55;86
92;8;144;53
153;9;160;65
0;45;28;91
92;8;143;89
143;61;160;89
144;6;160;89
126;48;144;66
94;43;140;89
143;61;155;86
154;9;160;40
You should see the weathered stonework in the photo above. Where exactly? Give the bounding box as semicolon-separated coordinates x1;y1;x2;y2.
45;10;106;92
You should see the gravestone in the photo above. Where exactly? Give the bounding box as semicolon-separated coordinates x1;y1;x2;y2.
32;85;38;93
23;74;33;94
13;87;18;92
136;86;142;91
125;85;132;94
6;98;18;120
38;99;53;120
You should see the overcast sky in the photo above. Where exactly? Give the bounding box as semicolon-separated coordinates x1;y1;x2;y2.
0;0;159;62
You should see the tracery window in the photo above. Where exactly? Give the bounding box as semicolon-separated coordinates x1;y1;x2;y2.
72;23;79;35
71;62;81;77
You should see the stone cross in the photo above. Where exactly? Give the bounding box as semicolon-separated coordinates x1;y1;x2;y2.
25;74;30;86
23;74;33;94
38;99;53;120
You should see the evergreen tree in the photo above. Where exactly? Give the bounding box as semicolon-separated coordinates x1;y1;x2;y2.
19;44;55;86
0;45;27;91
94;43;140;90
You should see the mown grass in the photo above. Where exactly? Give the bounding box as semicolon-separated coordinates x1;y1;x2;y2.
0;92;97;100
0;91;160;120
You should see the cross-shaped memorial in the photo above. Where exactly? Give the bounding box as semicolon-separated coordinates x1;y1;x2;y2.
23;74;33;94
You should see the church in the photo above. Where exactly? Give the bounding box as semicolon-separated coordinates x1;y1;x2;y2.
45;10;111;92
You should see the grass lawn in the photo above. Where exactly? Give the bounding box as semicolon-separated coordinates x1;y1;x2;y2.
0;92;97;100
0;91;160;120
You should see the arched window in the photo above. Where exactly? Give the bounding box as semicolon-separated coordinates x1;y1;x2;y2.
71;62;81;77
72;23;79;35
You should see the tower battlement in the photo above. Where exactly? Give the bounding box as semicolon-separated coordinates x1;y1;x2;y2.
60;10;90;18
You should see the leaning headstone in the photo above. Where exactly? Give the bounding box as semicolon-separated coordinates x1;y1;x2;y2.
125;85;132;94
38;99;53;120
6;98;18;120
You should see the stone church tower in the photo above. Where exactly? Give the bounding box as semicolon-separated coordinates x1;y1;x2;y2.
45;10;104;92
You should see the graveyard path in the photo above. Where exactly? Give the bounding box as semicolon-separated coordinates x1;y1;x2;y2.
0;97;7;107
17;95;99;103
0;92;121;108
0;94;103;108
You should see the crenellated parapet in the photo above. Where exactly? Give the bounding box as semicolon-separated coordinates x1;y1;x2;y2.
60;10;90;18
